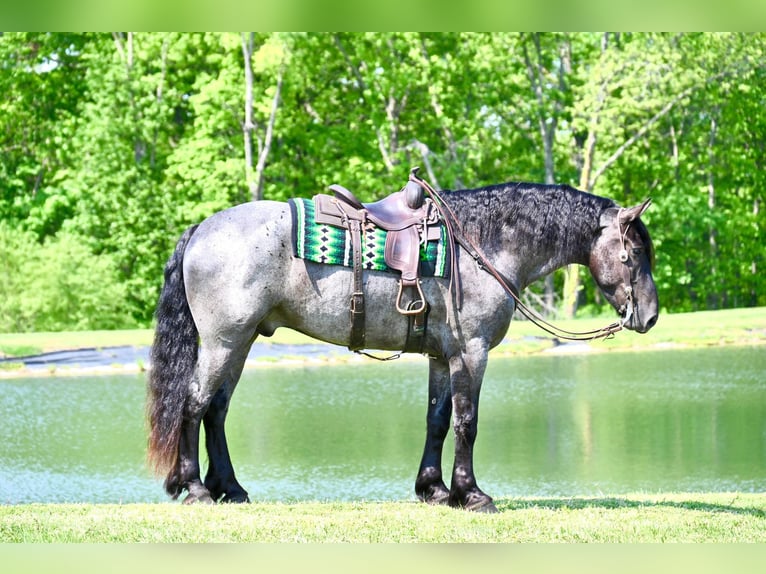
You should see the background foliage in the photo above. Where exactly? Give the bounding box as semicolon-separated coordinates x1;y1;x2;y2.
0;32;763;331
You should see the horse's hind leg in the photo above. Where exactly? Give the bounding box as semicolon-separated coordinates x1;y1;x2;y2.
202;378;250;503
415;357;452;505
174;341;251;504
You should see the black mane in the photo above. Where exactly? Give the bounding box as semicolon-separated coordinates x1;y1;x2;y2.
444;182;614;254
443;181;655;268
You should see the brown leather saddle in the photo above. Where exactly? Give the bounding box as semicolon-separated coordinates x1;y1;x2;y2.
312;178;441;352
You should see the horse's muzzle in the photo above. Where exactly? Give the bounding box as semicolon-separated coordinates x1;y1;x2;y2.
623;310;658;334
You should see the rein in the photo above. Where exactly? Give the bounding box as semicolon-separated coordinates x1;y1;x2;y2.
410;169;630;342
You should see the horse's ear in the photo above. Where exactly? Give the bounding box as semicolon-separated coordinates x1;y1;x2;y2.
599;207;619;229
619;198;652;225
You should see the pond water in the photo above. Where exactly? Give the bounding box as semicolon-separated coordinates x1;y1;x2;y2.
1;346;764;504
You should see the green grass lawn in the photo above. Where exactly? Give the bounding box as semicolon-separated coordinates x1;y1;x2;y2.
2;493;765;542
492;306;766;355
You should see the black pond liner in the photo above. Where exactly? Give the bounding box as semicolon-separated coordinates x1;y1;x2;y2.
0;342;349;371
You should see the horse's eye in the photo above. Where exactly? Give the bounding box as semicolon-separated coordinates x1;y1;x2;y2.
632;247;643;257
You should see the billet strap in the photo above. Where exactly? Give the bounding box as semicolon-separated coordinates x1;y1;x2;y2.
347;216;366;351
403;300;429;354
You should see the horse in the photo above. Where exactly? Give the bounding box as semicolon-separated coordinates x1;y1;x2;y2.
146;179;658;513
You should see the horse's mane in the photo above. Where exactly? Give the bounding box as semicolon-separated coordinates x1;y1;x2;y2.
443;182;610;250
443;182;654;266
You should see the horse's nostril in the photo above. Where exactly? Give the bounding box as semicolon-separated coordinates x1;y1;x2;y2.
645;314;658;331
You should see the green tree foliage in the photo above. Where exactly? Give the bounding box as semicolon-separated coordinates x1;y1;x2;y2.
0;223;133;331
0;32;763;332
0;33;87;233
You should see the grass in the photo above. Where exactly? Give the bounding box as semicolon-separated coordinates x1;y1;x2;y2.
2;493;765;542
492;306;766;355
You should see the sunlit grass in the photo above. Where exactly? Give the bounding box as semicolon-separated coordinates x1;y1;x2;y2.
494;306;766;355
2;493;765;542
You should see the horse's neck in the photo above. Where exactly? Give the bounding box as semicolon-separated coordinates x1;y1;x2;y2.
517;233;589;287
448;185;603;290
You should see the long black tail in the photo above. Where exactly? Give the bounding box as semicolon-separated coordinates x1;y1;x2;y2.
146;224;199;493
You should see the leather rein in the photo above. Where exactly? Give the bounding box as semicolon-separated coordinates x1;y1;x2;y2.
410;169;633;342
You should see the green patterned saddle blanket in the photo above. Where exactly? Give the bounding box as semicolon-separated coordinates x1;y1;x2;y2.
288;197;450;278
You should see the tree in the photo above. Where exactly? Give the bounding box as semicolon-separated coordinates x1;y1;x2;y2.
0;32;88;236
0;33;764;332
241;32;285;202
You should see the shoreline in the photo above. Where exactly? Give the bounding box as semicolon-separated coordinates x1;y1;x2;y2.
1;335;764;380
2;307;765;379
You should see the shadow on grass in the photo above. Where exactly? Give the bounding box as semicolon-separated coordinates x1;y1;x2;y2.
495;496;766;518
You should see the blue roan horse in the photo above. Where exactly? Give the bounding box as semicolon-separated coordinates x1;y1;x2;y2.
147;179;658;512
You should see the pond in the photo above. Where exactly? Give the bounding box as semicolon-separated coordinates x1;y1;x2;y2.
0;346;764;504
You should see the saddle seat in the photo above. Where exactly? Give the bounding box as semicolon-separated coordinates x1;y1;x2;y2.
314;178;438;318
328;181;427;231
319;181;440;292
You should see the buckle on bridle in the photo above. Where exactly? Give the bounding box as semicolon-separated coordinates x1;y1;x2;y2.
619;249;629;262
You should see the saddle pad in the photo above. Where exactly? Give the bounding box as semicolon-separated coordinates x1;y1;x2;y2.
288;197;450;278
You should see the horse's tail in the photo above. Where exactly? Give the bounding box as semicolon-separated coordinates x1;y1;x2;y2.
146;224;200;494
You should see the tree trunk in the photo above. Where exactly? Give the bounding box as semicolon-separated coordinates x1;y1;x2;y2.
241;33;257;201
752;197;760;306
333;34;398;174
706;114;719;308
562;123;598;318
253;67;283;202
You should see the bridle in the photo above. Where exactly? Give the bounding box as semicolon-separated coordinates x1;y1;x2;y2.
616;208;635;329
410;169;636;342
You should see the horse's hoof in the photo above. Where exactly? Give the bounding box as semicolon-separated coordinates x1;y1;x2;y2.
417;484;450;506
182;492;215;505
466;499;498;513
452;492;498;513
426;491;450;506
220;492;250;504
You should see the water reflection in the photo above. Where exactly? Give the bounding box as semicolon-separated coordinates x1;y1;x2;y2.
0;346;764;503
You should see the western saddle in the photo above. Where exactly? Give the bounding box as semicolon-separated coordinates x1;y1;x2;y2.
312;169;444;353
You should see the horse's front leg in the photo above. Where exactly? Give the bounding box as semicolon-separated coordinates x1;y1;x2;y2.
447;343;497;513
415;357;452;505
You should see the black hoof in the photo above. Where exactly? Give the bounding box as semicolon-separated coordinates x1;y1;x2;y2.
465;499;498;513
220;491;250;503
421;489;450;506
451;491;498;513
182;482;215;505
182;491;215;505
416;481;450;505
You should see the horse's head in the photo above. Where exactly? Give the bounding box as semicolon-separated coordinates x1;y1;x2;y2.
590;199;659;333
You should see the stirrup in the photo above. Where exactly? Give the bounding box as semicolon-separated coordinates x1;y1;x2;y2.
396;280;427;315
